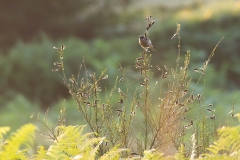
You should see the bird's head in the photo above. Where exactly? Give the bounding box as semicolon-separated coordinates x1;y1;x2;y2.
139;35;145;40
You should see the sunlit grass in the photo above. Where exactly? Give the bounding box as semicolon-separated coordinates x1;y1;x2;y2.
174;0;240;22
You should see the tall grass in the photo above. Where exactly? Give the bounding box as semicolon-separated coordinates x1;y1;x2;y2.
51;18;224;158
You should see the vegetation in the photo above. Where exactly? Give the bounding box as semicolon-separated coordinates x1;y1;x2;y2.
1;108;240;159
2;1;240;108
1;0;240;159
3;21;230;159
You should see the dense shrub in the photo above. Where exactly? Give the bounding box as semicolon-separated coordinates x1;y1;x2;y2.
0;36;139;107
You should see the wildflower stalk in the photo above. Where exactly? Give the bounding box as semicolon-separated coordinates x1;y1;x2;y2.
143;51;150;150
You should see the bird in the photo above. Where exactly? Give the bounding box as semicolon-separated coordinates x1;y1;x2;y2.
139;35;156;51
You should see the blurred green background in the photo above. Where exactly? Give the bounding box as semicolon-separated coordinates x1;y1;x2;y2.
1;0;240;131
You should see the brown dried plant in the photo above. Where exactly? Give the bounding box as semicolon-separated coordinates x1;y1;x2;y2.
51;19;223;157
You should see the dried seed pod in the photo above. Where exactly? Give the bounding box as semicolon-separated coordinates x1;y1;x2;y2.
180;131;185;137
145;15;152;20
94;99;99;105
197;94;201;100
184;107;190;113
171;33;177;40
130;111;136;116
146;20;155;31
209;115;216;120
191;94;194;100
228;110;234;117
119;77;124;83
101;103;106;109
206;108;212;112
54;62;62;67
140;68;143;74
96;87;102;91
84;101;91;106
156;66;161;70
136;101;140;108
194;68;205;76
162;74;167;79
144;77;149;82
164;65;169;71
118;88;122;93
61;44;66;51
89;74;94;78
116;109;123;112
135;62;143;68
101;75;108;79
190;120;193;125
53;46;61;52
69;78;76;83
52;68;59;72
184;124;192;129
120;99;123;104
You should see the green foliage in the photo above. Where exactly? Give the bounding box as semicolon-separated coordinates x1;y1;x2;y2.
0;124;36;160
195;114;240;159
3;119;240;159
50;21;216;156
98;146;125;160
204;123;240;156
0;0;131;51
142;149;165;160
0;35;138;107
0;94;41;131
33;125;105;159
2;2;240;158
0;127;10;140
1;36;67;106
174;144;186;160
0;123;165;159
2;1;240;109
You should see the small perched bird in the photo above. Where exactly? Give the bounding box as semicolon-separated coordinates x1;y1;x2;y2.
139;35;156;51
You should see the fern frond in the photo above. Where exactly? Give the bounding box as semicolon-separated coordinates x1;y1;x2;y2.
89;137;105;158
218;126;240;153
198;154;239;160
43;125;105;159
0;123;36;159
32;146;49;160
174;144;186;160
46;144;70;159
142;149;165;160
99;146;128;160
0;126;10;140
202;125;240;158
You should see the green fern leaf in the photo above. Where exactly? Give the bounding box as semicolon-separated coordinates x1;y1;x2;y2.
203;125;240;157
142;149;164;160
32;146;49;160
0;126;10;140
0;123;36;159
98;146;128;160
174;144;186;160
42;125;105;159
